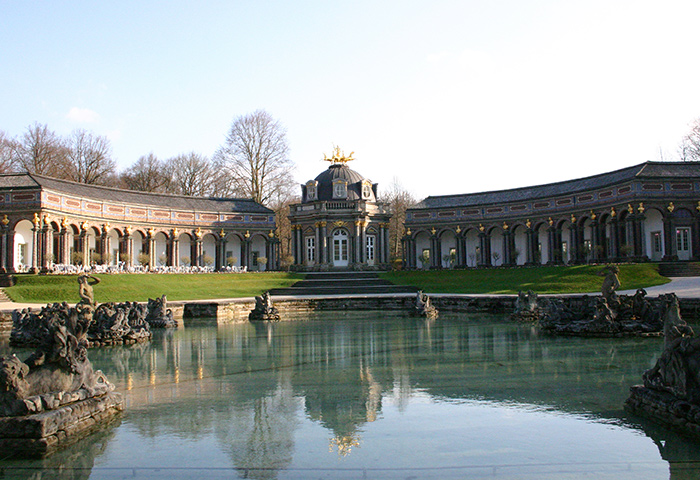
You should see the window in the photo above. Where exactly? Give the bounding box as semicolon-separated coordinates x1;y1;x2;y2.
362;183;372;199
652;232;662;253
306;237;315;262
306;181;318;201
366;235;375;261
333;181;347;199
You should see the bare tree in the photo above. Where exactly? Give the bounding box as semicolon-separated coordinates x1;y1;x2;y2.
65;129;117;185
0;130;17;174
380;178;416;265
120;153;171;192
167;152;214;196
679;118;700;162
11;123;69;176
212;110;295;205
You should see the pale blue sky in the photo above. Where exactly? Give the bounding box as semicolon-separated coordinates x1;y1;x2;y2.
2;0;700;199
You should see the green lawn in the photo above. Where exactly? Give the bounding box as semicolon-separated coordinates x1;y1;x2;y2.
5;272;303;304
380;264;670;295
4;264;671;304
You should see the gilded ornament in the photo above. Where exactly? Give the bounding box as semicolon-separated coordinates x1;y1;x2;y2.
268;230;275;238
323;145;355;164
667;202;675;213
125;225;132;235
219;229;225;238
526;219;532;229
548;217;554;226
405;228;412;236
81;221;88;231
503;222;509;230
61;217;68;228
431;227;437;236
455;225;461;234
334;220;346;228
32;213;40;225
638;202;645;214
479;224;485;232
148;227;156;237
610;207;616;218
1;215;9;226
570;214;576;224
172;228;179;237
244;230;250;238
590;210;597;220
627;204;633;214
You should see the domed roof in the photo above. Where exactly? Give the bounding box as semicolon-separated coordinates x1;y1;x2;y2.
303;163;376;203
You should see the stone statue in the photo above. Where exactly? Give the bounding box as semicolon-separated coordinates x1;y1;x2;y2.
414;290;438;319
598;265;620;304
626;294;700;437
0;300;122;456
145;295;177;328
249;291;280;321
510;290;540;322
78;274;100;307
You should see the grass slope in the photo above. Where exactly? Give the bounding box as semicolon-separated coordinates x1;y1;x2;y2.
380;264;670;295
5;272;303;304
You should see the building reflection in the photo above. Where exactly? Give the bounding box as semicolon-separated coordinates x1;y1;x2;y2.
5;311;692;478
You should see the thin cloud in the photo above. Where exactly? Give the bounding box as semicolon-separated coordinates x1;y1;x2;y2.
66;107;100;123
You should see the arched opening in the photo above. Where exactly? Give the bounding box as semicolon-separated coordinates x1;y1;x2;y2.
250;234;267;270
201;233;216;268
13;219;34;272
512;224;527;266
414;230;431;269
464;228;479;267
179;233;193;267
645;208;664;261
439;229;456;268
331;229;349;267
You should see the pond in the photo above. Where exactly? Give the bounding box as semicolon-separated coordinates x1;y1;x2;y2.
1;311;700;479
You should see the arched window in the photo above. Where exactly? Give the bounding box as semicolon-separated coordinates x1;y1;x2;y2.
333;180;347;199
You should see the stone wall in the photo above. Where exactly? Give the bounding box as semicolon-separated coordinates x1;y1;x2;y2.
3;294;699;326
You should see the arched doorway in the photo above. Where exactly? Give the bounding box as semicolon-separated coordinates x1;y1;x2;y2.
332;229;349;267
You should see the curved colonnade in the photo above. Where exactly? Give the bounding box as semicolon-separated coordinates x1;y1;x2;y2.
0;173;279;273
403;162;700;269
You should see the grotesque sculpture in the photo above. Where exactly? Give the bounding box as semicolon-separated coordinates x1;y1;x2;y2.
249;291;280;321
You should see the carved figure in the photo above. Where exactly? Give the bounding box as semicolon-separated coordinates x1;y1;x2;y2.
78;274;100;307
414;290;438;319
641;294;700;401
145;295;177;328
510;290;540;322
249;291;280;321
598;265;620;304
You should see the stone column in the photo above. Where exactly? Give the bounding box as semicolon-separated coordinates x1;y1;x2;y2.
242;231;251;268
662;207;677;261
455;229;466;268
123;228;133;267
171;229;181;268
40;215;53;272
320;221;328;265
100;224;110;265
568;223;579;264
478;229;490;267
0;215;13;273
429;229;440;268
147;228;157;269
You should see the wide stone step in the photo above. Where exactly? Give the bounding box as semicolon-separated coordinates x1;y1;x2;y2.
269;285;418;296
658;262;700;277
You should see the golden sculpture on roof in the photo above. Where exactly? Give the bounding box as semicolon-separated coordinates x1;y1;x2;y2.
323;145;355;164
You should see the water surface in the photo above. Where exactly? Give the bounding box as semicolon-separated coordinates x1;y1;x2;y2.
2;311;699;479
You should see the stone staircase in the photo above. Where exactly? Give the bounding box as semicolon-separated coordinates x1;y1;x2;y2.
269;271;418;296
658;262;700;278
0;288;11;302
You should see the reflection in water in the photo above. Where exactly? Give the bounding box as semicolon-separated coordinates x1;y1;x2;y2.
2;311;700;479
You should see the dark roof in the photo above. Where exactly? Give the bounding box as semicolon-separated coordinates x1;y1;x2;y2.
0;173;273;214
307;164;375;202
412;161;700;210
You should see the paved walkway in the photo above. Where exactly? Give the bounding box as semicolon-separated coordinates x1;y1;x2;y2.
2;277;700;312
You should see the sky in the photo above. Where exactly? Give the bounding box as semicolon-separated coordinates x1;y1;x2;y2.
2;0;700;201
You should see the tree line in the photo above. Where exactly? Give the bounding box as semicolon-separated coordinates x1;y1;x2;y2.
0;110;296;206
